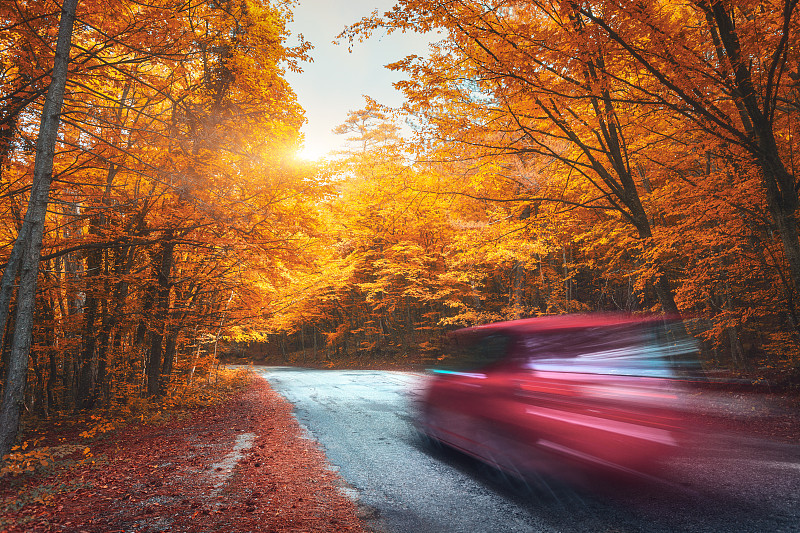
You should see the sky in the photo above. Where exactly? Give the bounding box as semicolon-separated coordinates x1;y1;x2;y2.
283;1;438;160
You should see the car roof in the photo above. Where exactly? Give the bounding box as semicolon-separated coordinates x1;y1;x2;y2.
452;313;672;338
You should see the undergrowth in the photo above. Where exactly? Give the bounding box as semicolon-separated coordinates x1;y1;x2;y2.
0;367;252;482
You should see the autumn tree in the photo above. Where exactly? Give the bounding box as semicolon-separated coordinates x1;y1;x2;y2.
569;0;800;320
341;1;697;316
0;0;77;458
333;96;402;154
0;0;314;456
321;0;796;368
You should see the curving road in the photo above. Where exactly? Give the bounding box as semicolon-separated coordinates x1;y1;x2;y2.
257;366;800;533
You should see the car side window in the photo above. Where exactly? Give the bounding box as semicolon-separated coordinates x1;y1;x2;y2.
436;334;512;371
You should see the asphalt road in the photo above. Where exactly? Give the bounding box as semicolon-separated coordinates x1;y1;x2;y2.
257;367;800;533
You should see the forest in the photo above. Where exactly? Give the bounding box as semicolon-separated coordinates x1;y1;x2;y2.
2;0;800;458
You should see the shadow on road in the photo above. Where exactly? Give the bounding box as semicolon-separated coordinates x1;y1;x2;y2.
409;429;799;533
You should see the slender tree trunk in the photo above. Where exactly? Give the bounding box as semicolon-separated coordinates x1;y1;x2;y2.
95;292;111;405
29;339;47;418
159;331;178;395
0;0;78;458
76;277;99;409
41;286;59;411
511;260;524;315
47;343;58;412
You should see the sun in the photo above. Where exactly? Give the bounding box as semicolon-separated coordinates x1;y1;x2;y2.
294;144;328;162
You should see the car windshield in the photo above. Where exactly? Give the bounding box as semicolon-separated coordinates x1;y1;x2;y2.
521;322;699;377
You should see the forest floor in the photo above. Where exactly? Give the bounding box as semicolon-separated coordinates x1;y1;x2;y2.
0;373;367;533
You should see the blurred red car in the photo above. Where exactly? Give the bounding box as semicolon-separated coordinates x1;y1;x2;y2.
414;314;700;481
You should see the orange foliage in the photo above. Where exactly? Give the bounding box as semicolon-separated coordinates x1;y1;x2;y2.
0;0;317;426
263;0;800;382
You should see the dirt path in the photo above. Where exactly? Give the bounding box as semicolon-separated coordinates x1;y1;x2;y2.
0;376;367;533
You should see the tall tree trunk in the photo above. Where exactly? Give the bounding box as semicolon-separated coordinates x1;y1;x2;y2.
146;236;174;397
0;234;24;352
0;0;78;458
